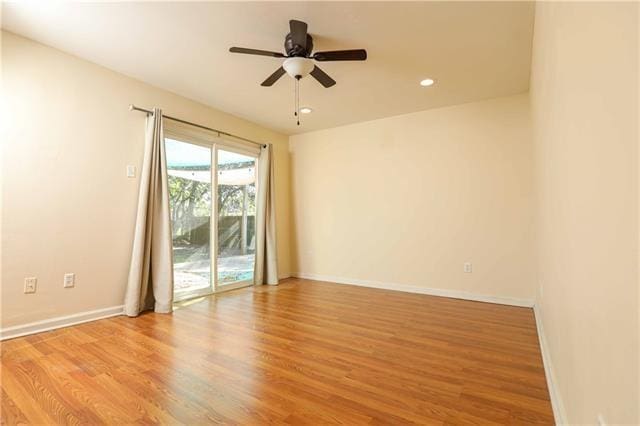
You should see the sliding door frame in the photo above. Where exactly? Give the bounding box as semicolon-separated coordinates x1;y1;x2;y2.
164;122;259;300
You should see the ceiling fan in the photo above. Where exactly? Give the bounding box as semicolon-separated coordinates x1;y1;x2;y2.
229;19;367;88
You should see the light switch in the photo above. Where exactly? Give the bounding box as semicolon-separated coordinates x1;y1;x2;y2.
24;277;37;294
63;273;75;288
126;165;136;178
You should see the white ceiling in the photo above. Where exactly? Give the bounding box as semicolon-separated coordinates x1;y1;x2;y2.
2;1;534;135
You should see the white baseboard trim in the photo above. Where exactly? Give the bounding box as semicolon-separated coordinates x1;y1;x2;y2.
278;273;292;280
533;305;566;425
292;272;534;308
0;305;124;341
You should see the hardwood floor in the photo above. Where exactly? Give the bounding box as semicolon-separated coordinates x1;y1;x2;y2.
1;278;554;425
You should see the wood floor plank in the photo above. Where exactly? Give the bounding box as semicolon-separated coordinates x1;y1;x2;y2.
0;388;29;426
1;278;554;424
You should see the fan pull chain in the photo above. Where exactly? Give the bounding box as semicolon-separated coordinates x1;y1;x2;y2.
294;76;301;126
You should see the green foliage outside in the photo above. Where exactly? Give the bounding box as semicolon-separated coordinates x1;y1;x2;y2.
168;161;256;259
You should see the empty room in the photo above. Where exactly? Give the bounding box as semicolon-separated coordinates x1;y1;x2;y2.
1;1;638;425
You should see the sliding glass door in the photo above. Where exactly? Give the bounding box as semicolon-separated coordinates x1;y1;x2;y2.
216;150;257;290
166;138;213;300
165;134;257;300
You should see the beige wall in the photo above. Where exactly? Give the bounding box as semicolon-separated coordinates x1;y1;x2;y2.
290;94;535;301
530;2;639;424
1;32;291;328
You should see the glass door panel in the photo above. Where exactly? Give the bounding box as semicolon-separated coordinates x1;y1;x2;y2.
165;138;213;300
216;149;257;288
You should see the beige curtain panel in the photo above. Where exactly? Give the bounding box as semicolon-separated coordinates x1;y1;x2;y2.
254;144;279;285
124;108;174;316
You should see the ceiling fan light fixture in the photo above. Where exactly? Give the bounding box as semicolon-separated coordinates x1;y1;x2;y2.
300;107;313;114
420;78;435;87
283;57;314;79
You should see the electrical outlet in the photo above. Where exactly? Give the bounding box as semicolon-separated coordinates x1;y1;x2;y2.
63;273;75;288
24;277;37;294
463;262;472;273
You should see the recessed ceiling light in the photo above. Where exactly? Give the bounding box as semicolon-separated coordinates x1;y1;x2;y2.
300;107;313;114
420;78;435;87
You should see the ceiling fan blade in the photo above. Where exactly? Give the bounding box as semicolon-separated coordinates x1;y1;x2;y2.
261;67;286;87
229;47;286;58
289;20;308;50
312;49;367;61
310;65;336;88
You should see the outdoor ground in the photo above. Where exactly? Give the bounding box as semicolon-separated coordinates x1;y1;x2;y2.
174;254;254;293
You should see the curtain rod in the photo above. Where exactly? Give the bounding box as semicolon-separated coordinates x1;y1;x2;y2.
128;104;267;148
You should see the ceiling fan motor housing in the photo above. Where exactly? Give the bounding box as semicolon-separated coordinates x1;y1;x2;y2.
283;57;315;79
285;33;313;57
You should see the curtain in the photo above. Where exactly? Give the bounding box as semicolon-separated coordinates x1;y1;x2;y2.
124;108;174;316
254;144;279;285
